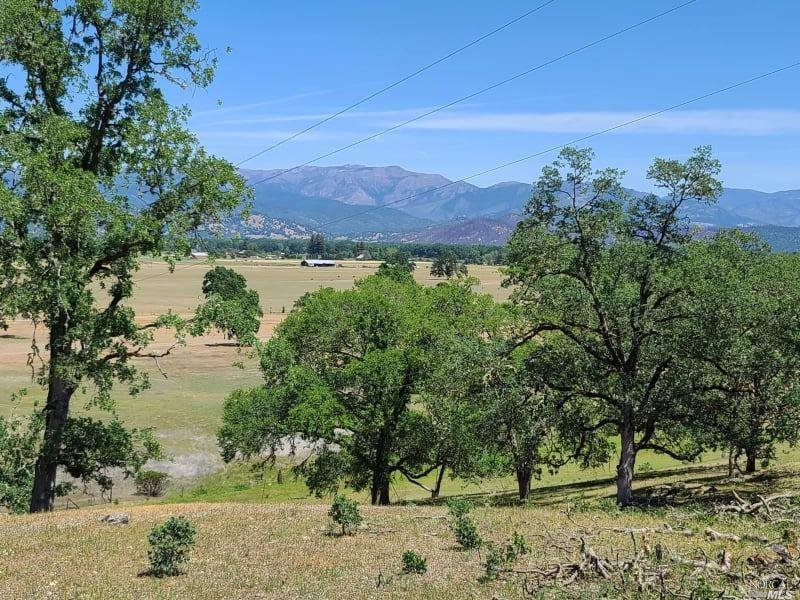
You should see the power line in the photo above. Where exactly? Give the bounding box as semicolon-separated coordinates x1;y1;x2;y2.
134;262;203;282
311;60;800;231
134;60;800;282
234;0;559;166
134;61;799;283
245;0;700;188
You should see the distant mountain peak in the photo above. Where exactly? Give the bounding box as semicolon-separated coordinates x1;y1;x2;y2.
234;164;800;245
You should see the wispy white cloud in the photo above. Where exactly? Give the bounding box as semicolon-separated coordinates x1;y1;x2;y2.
197;107;437;127
195;129;356;142
191;90;337;118
398;109;800;136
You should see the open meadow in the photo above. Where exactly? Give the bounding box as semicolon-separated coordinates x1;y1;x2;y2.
3;258;798;504
0;259;509;497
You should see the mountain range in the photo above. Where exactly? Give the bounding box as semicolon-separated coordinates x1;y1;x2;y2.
235;165;800;246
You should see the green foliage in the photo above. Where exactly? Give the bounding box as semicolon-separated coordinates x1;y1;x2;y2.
690;577;722;600
684;232;800;473
135;470;170;497
509;531;530;558
505;146;723;506
328;494;363;536
307;233;326;257
147;516;197;577
218;274;495;505
481;532;529;581
60;417;162;494
1;408;159;510
0;0;249;511
203;237;506;265
481;544;507;581
430;250;468;278
0;409;42;513
194;267;263;345
377;250;416;280
201;266;248;299
400;550;427;575
451;514;482;550
446;497;473;518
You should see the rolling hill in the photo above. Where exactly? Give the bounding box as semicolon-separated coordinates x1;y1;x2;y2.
235;165;800;246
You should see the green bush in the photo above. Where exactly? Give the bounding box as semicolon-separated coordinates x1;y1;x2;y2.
401;550;427;575
451;515;482;549
482;544;506;581
508;531;530;559
147;516;196;577
135;470;170;497
481;532;529;581
328;494;363;536
446;497;473;518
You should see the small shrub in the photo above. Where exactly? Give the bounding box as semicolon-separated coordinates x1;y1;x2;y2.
637;461;654;474
401;550;427;575
481;532;529;581
482;544;506;581
446;497;473;518
147;516;196;577
452;515;482;549
328;494;362;536
135;470;170;497
508;531;530;559
689;577;720;600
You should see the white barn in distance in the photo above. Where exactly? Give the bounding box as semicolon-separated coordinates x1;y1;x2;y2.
301;259;336;267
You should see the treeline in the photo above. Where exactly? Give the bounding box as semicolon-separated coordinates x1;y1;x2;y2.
202;237;507;265
218;147;800;508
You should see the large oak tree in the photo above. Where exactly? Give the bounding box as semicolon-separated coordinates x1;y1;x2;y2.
505;146;722;506
0;0;248;511
686;232;800;473
218;273;495;505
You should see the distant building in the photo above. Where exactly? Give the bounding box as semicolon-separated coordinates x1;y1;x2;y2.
190;251;209;260
301;259;336;267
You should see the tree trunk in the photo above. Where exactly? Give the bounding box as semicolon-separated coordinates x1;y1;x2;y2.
745;450;757;474
29;375;74;512
616;420;637;508
431;464;446;499
370;429;392;506
370;469;391;505
516;464;532;500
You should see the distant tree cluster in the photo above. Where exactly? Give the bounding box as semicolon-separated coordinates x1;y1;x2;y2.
430;251;468;278
307;233;326;258
219;146;800;507
203;237;506;264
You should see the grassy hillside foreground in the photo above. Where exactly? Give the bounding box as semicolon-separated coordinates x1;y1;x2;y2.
2;463;800;599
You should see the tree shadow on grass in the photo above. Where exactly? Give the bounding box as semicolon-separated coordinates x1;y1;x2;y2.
398;462;799;511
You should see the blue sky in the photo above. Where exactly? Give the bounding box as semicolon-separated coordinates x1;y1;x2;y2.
180;0;800;191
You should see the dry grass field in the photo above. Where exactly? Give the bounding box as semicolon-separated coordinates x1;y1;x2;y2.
2;465;799;599
0;259;508;491
4;259;800;598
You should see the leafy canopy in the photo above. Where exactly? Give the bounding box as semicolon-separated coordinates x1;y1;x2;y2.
0;0;250;511
218;273;495;504
504;146;722;505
